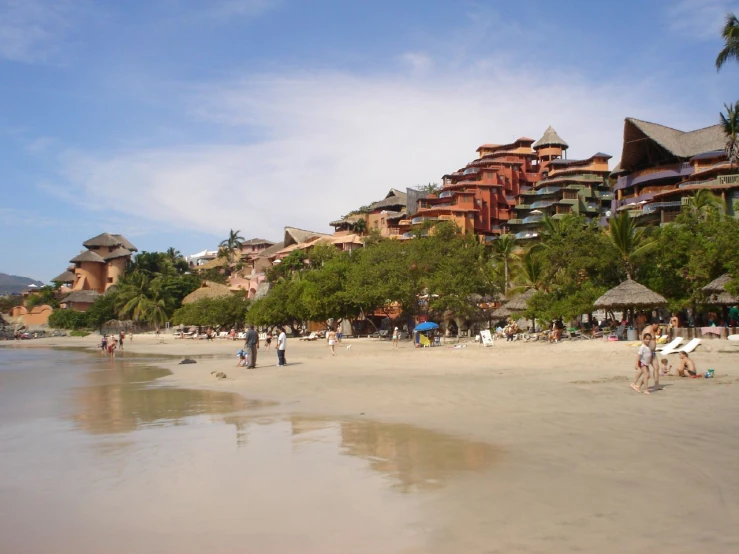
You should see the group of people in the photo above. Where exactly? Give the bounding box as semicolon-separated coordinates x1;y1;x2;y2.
100;330;128;358
632;322;699;395
238;325;287;368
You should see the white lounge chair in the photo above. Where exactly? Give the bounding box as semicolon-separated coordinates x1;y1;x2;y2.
300;332;318;341
656;337;683;354
677;338;702;354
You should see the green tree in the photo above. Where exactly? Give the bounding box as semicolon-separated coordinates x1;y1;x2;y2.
720;100;739;165
605;212;655;279
173;295;250;328
219;229;245;263
417;182;441;195
716;13;739;71
352;218;367;235
25;286;60;309
491;234;517;293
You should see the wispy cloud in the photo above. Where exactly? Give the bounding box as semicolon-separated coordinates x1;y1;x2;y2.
667;0;739;39
0;207;57;227
0;0;80;63
48;56;696;243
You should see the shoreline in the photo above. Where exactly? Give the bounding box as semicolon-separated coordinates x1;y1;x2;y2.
5;333;739;551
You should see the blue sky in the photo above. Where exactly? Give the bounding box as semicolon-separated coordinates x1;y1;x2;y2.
1;0;738;281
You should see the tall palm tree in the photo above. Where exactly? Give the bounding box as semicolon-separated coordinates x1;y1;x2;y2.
716;13;739;71
605;212;655;280
491;233;517;293
690;189;723;217
720;100;739;165
512;248;545;291
115;273;152;322
166;247;182;263
219;229;245;263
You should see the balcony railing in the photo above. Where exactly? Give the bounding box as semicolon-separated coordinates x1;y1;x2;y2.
507;219;524;225
522;215;544;224
530;200;555;209
718;174;739;185
643;201;683;215
515;231;539;240
535;186;562;195
438;190;454;199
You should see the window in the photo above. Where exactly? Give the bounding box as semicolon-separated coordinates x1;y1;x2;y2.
107;277;114;283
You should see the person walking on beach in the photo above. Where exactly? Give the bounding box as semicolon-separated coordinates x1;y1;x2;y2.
107;337;117;359
101;335;108;355
119;330;125;350
631;333;653;394
642;322;661;389
264;330;273;350
244;325;258;368
327;328;337;356
277;327;287;366
392;326;399;348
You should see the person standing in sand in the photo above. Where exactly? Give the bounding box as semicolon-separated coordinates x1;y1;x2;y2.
327;328;337;356
392;327;399;349
244;325;259;368
107;337;117;359
277;327;287;366
642;322;661;389
631;334;652;394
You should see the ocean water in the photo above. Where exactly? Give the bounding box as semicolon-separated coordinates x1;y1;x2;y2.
0;347;497;554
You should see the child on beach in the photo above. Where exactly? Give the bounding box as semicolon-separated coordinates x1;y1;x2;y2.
327;329;337;356
660;358;672;376
677;351;698;377
392;327;399;348
631;333;653;394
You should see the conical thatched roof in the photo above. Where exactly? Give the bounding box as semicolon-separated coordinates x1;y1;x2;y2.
702;274;738;304
505;288;537;311
103;247;132;260
491;305;513;319
533;126;569;150
51;270;76;283
61;290;101;304
181;281;233;304
594;279;667;309
70;250;105;263
702;273;731;293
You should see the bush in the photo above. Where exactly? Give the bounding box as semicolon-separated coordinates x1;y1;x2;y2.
70;330;90;337
48;309;88;330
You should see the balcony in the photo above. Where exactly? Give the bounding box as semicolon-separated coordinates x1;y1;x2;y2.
530;200;555;209
401;232;415;240
505;195;516;203
507;219;524;225
514;204;531;210
643;201;683;215
438;190;454;199
615;164;693;191
515;231;539;240
522;215;544;224
536;186;562;195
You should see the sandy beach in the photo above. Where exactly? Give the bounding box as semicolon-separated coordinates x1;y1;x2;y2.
7;333;739;553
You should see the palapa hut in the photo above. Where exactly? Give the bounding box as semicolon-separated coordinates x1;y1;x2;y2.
490;304;513;319
702;274;738;305
505;288;537;312
594;279;667;310
181;281;234;304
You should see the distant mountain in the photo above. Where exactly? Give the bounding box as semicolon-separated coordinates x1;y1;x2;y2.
0;273;45;295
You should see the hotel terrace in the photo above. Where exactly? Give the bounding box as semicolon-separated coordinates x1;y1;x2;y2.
612;118;737;224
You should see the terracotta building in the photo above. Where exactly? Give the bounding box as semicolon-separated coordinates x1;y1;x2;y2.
330;189;407;238
611;118;735;224
58;233;137;312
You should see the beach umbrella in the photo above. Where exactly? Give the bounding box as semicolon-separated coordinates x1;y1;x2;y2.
593;279;667;309
505;288;537;312
701;274;738;305
414;321;439;332
490;304;513;319
181;281;234;304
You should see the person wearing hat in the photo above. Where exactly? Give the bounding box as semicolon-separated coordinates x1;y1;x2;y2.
392;326;399;348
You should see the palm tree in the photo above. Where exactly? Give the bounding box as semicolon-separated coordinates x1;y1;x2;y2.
690;189;723;217
166;247;182;263
512;248;545;291
605;212;655;280
716;13;739;71
219;229;245;263
352;218;367;235
720;100;739;165
491;233;517;293
115;273;152;322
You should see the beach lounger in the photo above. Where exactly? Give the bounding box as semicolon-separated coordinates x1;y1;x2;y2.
299;332;318;341
677;338;702;354
656;337;683;353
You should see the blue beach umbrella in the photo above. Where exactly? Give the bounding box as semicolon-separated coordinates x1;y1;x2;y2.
414;321;439;332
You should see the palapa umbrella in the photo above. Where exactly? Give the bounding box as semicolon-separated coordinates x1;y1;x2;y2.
490;305;513;319
181;281;234;304
593;279;667;309
505;288;537;312
701;273;738;305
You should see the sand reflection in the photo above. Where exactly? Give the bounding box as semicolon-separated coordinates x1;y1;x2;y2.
69;363;260;435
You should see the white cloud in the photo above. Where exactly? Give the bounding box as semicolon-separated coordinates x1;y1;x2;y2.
668;0;739;39
51;60;704;243
0;0;78;63
400;52;434;75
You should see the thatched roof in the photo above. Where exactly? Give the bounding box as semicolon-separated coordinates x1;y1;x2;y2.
533;126;569;150
256;241;285;259
702;274;738;304
70;250;105;263
284;227;329;247
197;256;229;271
112;235;138;251
594;279;667;309
83;233;121;248
103;247;132;260
181;281;233;304
51;270;76;283
61;290;100;304
242;238;275;246
702;273;732;293
505;288;537;311
620;118;725;170
491;305;513;319
371;189;407;211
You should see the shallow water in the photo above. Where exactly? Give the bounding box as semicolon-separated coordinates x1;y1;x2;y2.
0;348;497;554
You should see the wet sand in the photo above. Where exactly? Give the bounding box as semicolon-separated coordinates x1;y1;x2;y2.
4;334;739;553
